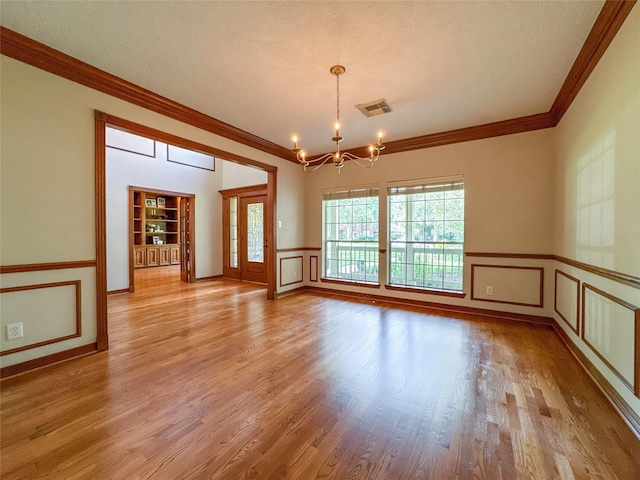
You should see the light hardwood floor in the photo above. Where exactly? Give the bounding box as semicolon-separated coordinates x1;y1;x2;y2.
2;266;639;479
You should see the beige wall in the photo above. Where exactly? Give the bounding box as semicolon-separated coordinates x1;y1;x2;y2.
555;9;640;277
554;7;640;416
0;56;305;368
302;129;556;316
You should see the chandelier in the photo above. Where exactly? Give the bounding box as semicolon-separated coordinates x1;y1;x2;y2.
292;65;385;173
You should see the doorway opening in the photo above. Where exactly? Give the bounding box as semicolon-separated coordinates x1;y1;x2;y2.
127;186;195;293
96;111;278;352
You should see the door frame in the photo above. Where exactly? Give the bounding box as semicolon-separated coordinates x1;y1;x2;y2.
219;184;268;282
127;186;196;293
95;111;277;352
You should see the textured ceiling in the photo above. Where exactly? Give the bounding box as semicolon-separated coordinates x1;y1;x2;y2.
1;1;604;155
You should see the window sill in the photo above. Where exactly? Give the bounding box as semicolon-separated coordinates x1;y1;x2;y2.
384;284;466;298
321;278;381;289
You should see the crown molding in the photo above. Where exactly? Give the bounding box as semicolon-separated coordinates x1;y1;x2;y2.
0;26;295;162
375;112;555;156
550;0;637;124
1;1;636;164
306;112;554;161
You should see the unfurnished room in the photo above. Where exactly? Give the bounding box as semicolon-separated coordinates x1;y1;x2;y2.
1;1;639;479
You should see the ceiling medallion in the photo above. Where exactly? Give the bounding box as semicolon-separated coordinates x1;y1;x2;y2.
292;65;385;174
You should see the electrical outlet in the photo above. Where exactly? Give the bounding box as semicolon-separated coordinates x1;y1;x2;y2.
486;286;494;296
6;322;24;340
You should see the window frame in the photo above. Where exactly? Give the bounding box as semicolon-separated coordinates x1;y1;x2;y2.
322;185;380;286
386;177;465;294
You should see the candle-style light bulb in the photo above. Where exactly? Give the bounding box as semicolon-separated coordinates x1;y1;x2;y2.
369;145;374;158
378;130;383;145
335;123;340;136
292;135;298;148
300;150;306;159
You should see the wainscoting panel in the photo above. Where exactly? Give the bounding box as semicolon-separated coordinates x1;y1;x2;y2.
310;255;318;283
555;270;580;334
280;256;303;288
581;283;638;394
0;280;81;355
471;264;544;307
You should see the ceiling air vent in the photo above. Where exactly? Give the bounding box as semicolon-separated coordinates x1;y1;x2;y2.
356;98;392;117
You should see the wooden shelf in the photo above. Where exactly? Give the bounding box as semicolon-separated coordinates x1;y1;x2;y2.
132;189;181;268
146;207;178;211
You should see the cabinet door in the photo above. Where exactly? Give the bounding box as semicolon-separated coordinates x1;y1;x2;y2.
170;246;180;265
146;247;159;267
159;246;171;266
134;247;146;268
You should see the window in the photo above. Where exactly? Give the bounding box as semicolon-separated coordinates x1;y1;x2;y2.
388;177;464;291
229;196;238;268
324;186;379;284
246;201;264;263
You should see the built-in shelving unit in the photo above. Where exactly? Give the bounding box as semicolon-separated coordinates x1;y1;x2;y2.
131;189;180;268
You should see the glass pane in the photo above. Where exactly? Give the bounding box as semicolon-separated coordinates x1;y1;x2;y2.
247;202;264;263
230;197;238;268
445;198;464;220
388;185;464;291
323;194;379;283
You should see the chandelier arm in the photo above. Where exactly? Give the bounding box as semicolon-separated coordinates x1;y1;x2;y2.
341;151;380;164
343;157;374;168
303;156;333;172
301;152;335;165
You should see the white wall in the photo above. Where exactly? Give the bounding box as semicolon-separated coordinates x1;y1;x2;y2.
221;160;267;190
106;132;223;291
554;7;640;417
0;55;305;368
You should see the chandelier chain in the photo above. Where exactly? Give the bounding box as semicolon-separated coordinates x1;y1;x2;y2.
336;73;340;124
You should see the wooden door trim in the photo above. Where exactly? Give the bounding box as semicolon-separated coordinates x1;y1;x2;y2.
219;184;268;197
267;170;276;299
95;112;108;351
179;196;196;283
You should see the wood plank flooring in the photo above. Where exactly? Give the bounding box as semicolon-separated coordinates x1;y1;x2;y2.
2;266;639;479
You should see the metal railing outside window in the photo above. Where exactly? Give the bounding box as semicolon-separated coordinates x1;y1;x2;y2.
324;186;379;284
388;177;464;291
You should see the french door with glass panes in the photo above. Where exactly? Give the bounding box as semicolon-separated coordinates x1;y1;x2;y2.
239;195;267;283
221;186;268;284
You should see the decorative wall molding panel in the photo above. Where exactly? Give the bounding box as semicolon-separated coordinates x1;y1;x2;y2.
554;270;580;335
581;283;639;396
470;264;544;308
0;280;82;356
279;256;303;288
